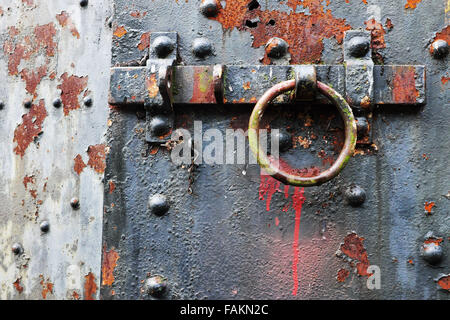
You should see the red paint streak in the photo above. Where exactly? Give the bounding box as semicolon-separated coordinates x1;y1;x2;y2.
84;272;97;300
20;65;47;96
259;174;281;211
57;73;88;116
87;144;107;174
56;11;80;39
74;154;87;175
392;67;419;104
13;100;47;157
291;187;305;296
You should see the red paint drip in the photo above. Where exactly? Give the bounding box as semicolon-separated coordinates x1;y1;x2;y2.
291;187;305;296
259;174;281;211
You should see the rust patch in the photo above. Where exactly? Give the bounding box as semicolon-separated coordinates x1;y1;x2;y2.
146;74;159;98
190;67;215;103
437;275;450;291
74;154;87;175
13;279;24;293
13;100;47;158
39;275;53;299
210;0;351;64
424;201;435;214
365;18;386;50
108;180;116;194
337;269;350;283
432;26;450;53
137;32;151;51
23;175;35;189
84;272;97;300
20;65;47;96
56;11;80;39
385;18;394;31
424;236;443;246
57;73;88;116
405;0;423;9
392;67;419;104
338;233;371;277
442;76;450;85
34;23;57;57
72;291;80;300
102;247;119;286
87;144;107;174
113;25;127;38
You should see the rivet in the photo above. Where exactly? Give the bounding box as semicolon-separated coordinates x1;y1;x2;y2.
153;36;175;58
421;242;443;265
12;243;23;255
274;129;292;152
344;185;366;207
83;97;93;107
149;116;170;137
80;0;88;7
24;99;32;109
0;101;5;110
430;39;449;59
348;36;370;58
192;38;213;58
265;37;288;59
53;98;62;108
199;0;219;17
144;275;167;296
70;197;80;209
148;194;170;216
40;221;50;233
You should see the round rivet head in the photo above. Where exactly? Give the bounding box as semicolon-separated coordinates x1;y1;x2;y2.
12;243;23;255
200;0;219;17
344;185;366;207
148;194;170;216
192;38;213;58
274;129;292;152
40;221;50;233
265;37;288;59
430;39;449;59
83;97;93;107
24;99;32;109
70;197;80;209
144;275;167;297
153;36;175;58
421;242;444;265
0;101;5;110
53;98;62;108
149;116;170;137
80;0;88;7
348;36;370;57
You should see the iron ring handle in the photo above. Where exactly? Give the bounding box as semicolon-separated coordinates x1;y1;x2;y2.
248;80;357;187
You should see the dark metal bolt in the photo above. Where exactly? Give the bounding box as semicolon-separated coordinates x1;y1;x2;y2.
274;129;292;152
40;221;50;233
192;38;213;58
356;117;369;138
153;36;175;58
0;101;4;110
144;275;167;296
70;197;80;209
148;194;170;216
24;99;32;109
430;39;449;59
80;0;88;7
199;0;220;17
149;116;170;137
53;98;62;108
12;243;23;255
421;242;444;265
348;36;370;58
83;97;93;107
344;185;366;207
265;37;288;59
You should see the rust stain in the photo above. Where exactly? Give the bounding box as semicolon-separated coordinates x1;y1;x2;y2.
339;233;371;277
108;180;116;194
84;272;97;300
442;76;450;85
392;67;419;104
424;201;435;214
102;247;119;286
34;23;57;57
137;32;151;51
146;74;159;98
405;0;423;9
57;73;88;116
113;25;127;38
20;65;47;96
13;279;24;293
74;154;87;175
23;175;35;189
13;100;47;158
190;67;215;103
337;269;350;282
437;275;450;291
210;0;351;64
56;11;80;39
39;275;53;299
87;144;107;174
385;18;394;31
365;18;386;50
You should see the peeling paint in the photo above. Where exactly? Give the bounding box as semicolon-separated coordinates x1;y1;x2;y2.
137;32;150;51
20;65;47;96
56;11;80;39
39;275;54;299
338;233;371;277
437;274;450;291
405;0;423;9
87;144;107;174
392;67;419;104
424;201;435;214
102;247;119;286
113;25;127;38
57;73;88;116
74;154;87;175
34;23;57;57
13;279;24;293
337;268;350;282
84;272;97;300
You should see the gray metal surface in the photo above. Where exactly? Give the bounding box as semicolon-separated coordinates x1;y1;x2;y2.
0;0;112;299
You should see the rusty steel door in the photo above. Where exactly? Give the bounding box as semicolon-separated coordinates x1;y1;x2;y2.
0;0;449;300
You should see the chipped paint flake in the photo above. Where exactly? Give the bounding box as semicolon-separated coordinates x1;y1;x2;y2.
20;65;47;95
338;233;371;277
56;11;80;39
74;154;87;175
84;272;97;300
87;144;107;174
337;269;350;282
137;32;150;51
437;274;450;291
405;0;423;9
424;201;435;214
57;73;88;116
13;279;24;293
102;247;119;286
113;25;127;38
39;275;54;299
